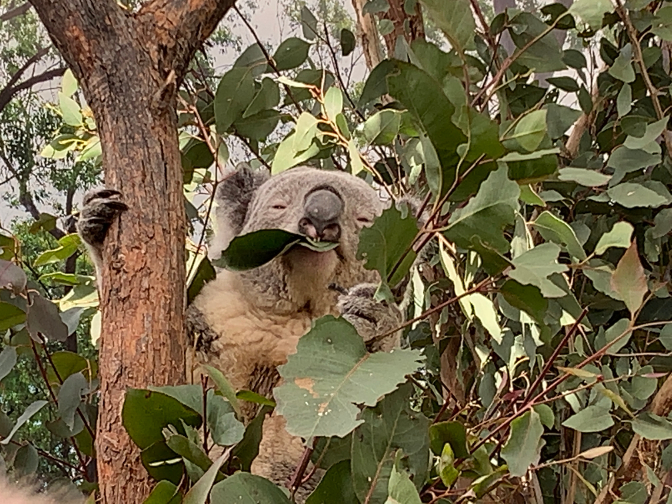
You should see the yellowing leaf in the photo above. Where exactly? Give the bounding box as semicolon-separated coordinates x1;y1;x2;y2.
611;242;648;315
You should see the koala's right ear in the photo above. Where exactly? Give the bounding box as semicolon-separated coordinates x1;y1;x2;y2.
209;163;270;259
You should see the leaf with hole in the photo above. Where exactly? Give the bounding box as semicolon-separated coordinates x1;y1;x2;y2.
275;317;423;438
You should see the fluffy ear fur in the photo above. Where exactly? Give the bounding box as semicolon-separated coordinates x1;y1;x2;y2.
209;163;270;260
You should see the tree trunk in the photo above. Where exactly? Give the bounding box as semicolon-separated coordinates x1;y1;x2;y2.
27;1;236;501
352;0;384;69
379;0;425;57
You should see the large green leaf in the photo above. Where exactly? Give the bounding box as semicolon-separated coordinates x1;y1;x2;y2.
351;384;430;503
386;61;466;196
357;205;418;287
570;0;612;29
632;413;672;440
443;165;520;273
562;405;614;433
210;472;291;503
305;460;357;504
420;0;475;56
214;67;256;134
275;316;423;438
33;234;81;267
510;110;548;152
507;244;567;298
272;37;311;71
501;410;544;477
607;183;670;208
122;389;202;450
509;12;566;73
213;229;337;271
532;211;586;260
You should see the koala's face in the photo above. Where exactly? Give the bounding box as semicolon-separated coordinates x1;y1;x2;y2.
241;166;384;269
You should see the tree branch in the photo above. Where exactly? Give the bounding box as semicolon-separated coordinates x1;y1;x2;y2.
0;2;31;22
0;66;65;114
137;0;237;79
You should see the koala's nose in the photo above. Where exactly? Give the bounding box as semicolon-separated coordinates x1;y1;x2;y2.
299;189;343;242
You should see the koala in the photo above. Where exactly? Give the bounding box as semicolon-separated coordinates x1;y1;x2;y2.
0;477;84;504
78;165;417;498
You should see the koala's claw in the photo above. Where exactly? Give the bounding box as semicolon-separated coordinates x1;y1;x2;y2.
337;283;402;351
77;188;128;246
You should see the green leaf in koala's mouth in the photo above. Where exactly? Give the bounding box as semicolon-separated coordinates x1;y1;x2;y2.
212;229;338;271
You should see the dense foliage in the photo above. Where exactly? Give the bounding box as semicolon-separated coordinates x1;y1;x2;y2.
2;0;672;502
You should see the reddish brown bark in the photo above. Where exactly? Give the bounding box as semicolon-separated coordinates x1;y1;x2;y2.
379;0;425;56
27;0;236;502
351;0;425;70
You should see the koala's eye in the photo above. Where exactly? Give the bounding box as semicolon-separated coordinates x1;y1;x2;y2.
271;204;287;210
357;217;372;225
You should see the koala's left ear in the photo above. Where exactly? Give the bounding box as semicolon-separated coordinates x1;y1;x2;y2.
209;163;270;259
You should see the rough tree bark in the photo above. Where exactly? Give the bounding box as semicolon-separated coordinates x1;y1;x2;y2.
351;0;424;70
26;1;236;502
379;0;424;57
352;0;384;69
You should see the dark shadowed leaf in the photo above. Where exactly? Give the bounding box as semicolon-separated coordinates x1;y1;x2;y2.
429;421;468;458
213;229;338;271
26;292;68;342
214;67;256;134
501;410;544;477
499;280;548;324
301;6;318;40
443;166;520;272
351;383;430;503
272;38;311;71
0;259;26;294
357;204;418;287
122;389;202;450
305;460;357;504
14;443;38;477
143;480;181;504
340;28;356;56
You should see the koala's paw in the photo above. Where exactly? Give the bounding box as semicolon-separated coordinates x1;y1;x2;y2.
335;283;403;352
77;188;128;247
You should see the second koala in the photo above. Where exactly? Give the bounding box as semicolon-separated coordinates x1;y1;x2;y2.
79;165;413;496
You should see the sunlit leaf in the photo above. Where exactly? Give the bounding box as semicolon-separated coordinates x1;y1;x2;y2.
611;242;648;314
